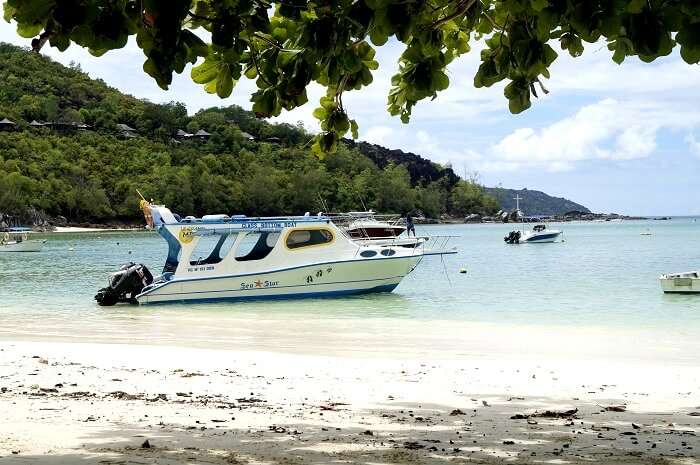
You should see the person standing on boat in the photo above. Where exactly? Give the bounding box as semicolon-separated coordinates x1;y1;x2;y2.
406;213;416;237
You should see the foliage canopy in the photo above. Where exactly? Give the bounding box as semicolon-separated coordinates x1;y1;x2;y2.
5;0;699;154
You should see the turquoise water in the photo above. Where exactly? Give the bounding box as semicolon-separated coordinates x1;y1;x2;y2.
1;219;699;349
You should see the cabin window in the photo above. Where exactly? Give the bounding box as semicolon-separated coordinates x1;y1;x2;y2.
286;229;333;249
190;233;237;266
235;232;279;261
380;249;396;256
360;250;377;257
218;233;238;259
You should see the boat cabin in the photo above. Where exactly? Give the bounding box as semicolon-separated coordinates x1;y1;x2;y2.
146;206;348;280
533;224;547;232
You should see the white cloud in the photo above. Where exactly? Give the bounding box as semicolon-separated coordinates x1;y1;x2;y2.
686;134;700;157
491;99;700;170
363;126;395;146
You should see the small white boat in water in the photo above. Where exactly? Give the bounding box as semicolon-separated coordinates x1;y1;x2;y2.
0;228;46;253
504;196;563;244
659;271;700;294
95;202;457;305
520;224;563;243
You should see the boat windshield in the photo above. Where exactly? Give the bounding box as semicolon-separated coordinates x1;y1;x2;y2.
533;225;546;232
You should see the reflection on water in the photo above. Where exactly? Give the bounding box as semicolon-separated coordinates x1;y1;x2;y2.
1;219;699;356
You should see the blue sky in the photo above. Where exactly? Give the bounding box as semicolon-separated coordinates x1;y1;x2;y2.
1;18;699;215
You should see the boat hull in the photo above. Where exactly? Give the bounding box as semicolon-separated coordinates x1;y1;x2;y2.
0;240;45;252
137;255;421;304
520;232;562;243
660;272;700;294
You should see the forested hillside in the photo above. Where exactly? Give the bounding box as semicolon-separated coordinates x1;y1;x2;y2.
0;42;499;224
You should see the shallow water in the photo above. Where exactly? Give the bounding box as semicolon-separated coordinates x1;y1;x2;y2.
1;219;699;359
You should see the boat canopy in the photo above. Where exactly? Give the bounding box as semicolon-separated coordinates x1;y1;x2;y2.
148;205;331;232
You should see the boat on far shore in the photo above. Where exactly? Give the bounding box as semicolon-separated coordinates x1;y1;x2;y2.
0;227;46;252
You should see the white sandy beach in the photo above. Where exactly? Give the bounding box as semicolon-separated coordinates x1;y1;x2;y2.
1;334;698;464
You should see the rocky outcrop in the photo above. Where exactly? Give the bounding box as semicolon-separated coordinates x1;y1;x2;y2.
343;139;460;188
1;208;55;231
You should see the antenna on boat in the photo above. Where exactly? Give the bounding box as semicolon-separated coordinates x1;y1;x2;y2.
353;192;368;212
316;193;329;214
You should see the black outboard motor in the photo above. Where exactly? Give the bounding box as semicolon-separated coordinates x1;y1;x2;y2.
503;230;521;244
95;262;153;306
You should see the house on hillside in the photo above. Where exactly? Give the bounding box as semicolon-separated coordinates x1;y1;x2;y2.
175;129;192;140
264;136;281;144
0;118;17;131
29;120;46;128
194;129;211;141
116;123;136;138
239;131;256;141
51;121;79;132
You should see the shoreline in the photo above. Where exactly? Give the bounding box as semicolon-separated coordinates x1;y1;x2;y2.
1;339;698;464
52;226;145;233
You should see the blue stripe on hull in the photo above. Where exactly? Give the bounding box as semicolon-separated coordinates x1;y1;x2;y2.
141;283;398;305
523;233;560;242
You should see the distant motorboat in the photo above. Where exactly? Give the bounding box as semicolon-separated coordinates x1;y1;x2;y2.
521;224;563;243
504;224;563;244
0;227;46;253
660;271;700;294
504;195;563;244
640;229;652;236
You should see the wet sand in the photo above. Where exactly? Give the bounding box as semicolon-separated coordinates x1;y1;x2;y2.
0;340;698;464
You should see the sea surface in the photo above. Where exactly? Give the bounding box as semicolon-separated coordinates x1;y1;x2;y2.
1;219;699;361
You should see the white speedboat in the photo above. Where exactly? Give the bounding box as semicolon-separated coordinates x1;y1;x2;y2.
0;228;46;252
503;195;563;244
95;202;457;305
520;224;563;243
660;271;700;294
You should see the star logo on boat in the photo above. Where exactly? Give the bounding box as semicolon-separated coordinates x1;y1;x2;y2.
254;280;263;288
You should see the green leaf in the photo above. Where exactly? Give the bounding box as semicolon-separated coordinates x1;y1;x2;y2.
626;0;646;14
17;22;43;38
312;107;327;120
191;57;220;84
216;65;234;98
204;79;218;94
677;22;700;64
531;0;549;12
350;119;358;139
3;5;16;22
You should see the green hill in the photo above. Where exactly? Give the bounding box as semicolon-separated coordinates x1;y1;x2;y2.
484;187;590;216
0;42;499;225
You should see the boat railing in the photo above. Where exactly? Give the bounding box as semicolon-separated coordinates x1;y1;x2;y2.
327;213;403;225
351;233;459;255
413;234;460;255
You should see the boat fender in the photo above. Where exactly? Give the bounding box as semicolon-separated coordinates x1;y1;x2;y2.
22;233;28;241
2;232;8;242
